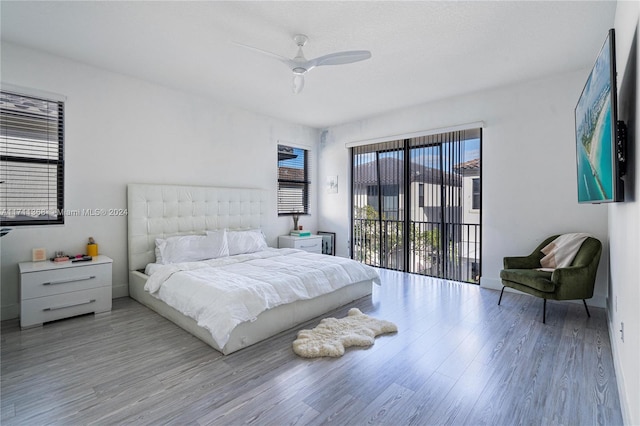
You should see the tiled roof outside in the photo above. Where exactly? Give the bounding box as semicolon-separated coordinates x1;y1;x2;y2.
453;158;480;171
353;157;462;187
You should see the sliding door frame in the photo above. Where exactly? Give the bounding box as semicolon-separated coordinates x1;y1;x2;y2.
350;128;482;283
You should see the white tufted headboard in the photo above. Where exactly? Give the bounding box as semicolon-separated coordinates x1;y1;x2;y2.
127;183;267;272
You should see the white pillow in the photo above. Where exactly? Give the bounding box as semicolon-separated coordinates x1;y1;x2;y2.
155;229;229;264
225;229;267;255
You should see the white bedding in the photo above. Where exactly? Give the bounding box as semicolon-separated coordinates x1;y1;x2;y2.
144;248;380;349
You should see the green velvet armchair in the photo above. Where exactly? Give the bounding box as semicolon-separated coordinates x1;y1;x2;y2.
498;235;602;323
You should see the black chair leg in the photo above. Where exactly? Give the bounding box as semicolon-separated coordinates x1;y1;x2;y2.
498;286;505;305
583;299;591;318
542;299;546;324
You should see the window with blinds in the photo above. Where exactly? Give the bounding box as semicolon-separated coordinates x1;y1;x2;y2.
1;90;65;226
277;144;309;215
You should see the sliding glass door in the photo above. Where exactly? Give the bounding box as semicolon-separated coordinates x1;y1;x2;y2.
352;139;405;270
352;129;481;283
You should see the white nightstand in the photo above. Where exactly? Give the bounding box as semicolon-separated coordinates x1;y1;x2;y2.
278;235;323;254
18;255;113;329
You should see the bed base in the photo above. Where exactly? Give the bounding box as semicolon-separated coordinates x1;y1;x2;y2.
129;270;372;355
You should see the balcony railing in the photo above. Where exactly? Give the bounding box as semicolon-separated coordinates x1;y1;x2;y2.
353;219;481;283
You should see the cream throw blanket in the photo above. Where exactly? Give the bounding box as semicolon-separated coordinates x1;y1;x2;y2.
539;233;591;271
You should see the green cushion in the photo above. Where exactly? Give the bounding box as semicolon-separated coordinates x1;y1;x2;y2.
500;268;555;293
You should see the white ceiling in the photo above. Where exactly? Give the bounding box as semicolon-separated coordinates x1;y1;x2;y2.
1;1;616;129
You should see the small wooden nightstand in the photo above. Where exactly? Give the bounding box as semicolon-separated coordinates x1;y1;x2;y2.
278;235;323;254
18;255;113;329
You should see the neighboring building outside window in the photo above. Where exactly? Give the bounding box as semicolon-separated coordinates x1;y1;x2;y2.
0;89;65;226
366;184;399;220
472;178;480;210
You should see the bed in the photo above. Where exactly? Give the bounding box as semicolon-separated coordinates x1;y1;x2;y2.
127;183;379;354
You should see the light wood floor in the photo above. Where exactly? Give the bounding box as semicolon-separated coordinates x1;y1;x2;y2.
1;269;623;425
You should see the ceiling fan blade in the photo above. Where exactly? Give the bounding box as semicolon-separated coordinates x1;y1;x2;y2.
292;73;305;94
237;35;371;94
307;50;372;70
233;42;297;69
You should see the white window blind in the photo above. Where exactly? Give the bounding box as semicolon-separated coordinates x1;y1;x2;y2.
1;90;65;226
277;144;309;215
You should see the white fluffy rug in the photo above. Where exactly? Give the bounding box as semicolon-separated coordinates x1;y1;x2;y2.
292;308;398;358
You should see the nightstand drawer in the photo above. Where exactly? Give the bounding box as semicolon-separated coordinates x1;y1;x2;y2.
278;235;323;253
293;238;322;253
20;287;112;329
21;263;111;300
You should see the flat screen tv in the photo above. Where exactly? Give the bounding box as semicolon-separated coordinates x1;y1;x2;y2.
575;28;625;203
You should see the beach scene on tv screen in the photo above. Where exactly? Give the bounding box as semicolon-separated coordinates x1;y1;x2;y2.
575;37;614;202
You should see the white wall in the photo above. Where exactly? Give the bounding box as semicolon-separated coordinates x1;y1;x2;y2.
319;70;610;306
0;42;320;320
610;3;639;424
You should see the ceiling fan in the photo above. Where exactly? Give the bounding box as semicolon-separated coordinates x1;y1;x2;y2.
237;34;371;94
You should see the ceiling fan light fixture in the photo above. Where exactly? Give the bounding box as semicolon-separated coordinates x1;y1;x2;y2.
293;74;305;94
236;34;371;94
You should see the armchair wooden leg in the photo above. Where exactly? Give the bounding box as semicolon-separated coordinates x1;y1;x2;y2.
583;299;591;318
543;299;546;324
498;286;505;305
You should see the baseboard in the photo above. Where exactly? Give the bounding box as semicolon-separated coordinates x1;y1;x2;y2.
1;303;19;321
113;282;129;298
480;277;606;308
479;276;501;290
587;294;606;308
607;309;632;425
